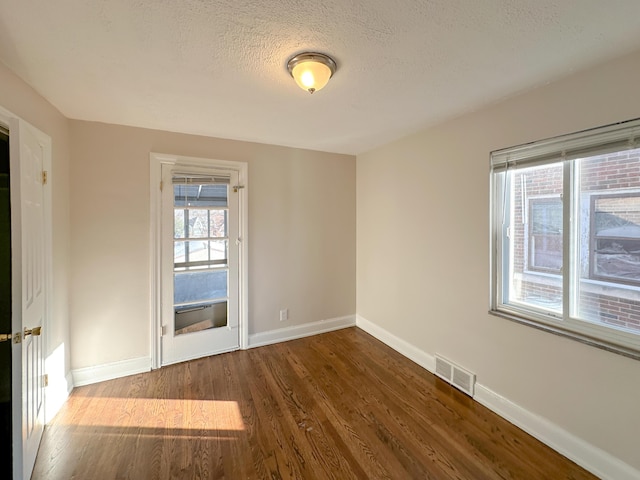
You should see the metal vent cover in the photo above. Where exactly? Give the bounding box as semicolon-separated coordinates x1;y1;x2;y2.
434;354;476;397
435;355;452;382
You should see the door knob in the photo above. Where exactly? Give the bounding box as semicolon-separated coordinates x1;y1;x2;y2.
24;326;42;337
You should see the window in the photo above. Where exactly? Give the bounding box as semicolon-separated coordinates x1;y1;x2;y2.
529;197;563;273
589;193;640;286
491;119;640;359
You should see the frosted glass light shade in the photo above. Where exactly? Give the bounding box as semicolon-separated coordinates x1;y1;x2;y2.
287;53;336;94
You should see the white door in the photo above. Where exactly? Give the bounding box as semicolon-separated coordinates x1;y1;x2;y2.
10;118;48;480
160;163;241;365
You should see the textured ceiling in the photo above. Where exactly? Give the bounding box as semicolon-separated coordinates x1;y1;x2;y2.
1;1;640;155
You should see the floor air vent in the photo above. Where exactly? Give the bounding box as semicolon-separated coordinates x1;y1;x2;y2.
434;354;476;397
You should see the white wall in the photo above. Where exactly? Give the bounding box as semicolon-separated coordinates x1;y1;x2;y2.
357;49;640;473
0;62;72;415
69;121;356;370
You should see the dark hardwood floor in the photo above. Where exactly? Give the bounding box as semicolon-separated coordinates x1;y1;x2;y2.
32;327;596;479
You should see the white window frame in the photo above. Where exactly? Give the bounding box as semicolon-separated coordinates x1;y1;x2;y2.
490;119;640;360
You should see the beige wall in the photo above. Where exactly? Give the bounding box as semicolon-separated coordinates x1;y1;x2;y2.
0;63;72;401
69;121;356;369
356;49;640;470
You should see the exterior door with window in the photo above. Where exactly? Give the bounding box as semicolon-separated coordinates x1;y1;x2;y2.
160;164;240;365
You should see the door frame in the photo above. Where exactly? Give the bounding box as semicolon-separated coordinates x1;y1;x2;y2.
0;106;52;480
149;153;248;369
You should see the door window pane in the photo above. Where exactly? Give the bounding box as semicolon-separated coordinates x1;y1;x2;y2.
187;209;210;238
174;269;227;305
209;210;227;238
174;210;185;239
207;240;228;263
173;178;229;335
175;301;228;335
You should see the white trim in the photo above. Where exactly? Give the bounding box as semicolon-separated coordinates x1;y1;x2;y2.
160;345;239;367
355;315;436;372
149;153;249;367
149;154;162;369
474;385;639;480
248;315;356;349
0;107;54;480
355;314;640;480
72;357;151;387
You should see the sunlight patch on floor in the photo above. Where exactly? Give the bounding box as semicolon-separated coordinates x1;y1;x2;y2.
59;398;245;431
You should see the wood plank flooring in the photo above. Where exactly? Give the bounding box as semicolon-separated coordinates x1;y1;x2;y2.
32;327;597;479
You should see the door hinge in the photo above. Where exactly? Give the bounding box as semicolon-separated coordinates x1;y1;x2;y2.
43;374;49;387
161;325;167;336
42;171;48;185
233;185;245;193
160;180;163;191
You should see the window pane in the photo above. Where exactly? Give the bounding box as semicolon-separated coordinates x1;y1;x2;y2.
575;150;640;333
592;195;640;282
174;241;185;264
174;269;227;305
185;240;208;262
188;209;209;238
505;163;563;313
529;198;562;271
208;240;228;263
174;184;227;207
174;210;185;239
209;209;227;238
175;301;228;336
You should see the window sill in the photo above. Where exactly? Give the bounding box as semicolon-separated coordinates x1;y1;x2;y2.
488;308;640;361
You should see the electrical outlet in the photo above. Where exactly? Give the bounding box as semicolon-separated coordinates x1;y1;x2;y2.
279;308;288;322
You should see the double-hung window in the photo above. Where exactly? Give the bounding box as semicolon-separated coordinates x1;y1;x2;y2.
490;119;640;359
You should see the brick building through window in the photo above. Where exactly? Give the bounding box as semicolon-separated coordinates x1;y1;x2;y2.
510;150;640;333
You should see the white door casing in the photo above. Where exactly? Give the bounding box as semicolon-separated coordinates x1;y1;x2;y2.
5;111;51;480
150;153;248;368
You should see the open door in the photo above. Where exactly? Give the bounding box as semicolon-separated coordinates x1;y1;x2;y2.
8;116;49;480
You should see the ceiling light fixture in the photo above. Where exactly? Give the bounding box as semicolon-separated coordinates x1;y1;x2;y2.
287;52;337;94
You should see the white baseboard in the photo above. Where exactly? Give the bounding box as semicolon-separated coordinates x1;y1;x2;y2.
72;357;151;387
474;385;639;480
248;315;356;349
355;315;639;480
356;315;436;372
